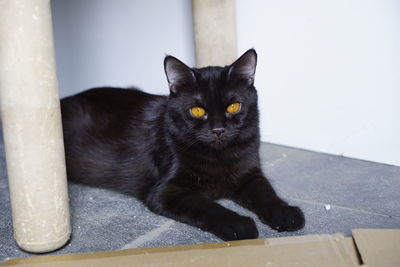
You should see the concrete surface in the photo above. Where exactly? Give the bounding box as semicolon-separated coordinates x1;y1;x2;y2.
1;124;399;262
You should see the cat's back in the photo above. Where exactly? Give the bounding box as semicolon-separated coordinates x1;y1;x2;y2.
61;87;165;138
60;87;168;191
64;87;161;109
61;87;163;120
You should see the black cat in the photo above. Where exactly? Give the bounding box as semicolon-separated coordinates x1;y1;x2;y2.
61;49;305;241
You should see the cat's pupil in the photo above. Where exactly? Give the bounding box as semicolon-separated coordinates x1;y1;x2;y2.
190;106;206;118
227;102;240;114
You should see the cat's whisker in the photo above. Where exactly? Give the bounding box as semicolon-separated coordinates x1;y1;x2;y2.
175;135;199;153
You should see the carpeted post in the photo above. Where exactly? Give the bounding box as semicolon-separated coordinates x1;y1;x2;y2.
192;0;237;67
0;0;71;253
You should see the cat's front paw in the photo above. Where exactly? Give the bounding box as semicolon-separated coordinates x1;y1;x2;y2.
259;204;305;232
208;215;259;241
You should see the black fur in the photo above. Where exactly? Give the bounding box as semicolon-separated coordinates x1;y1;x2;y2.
61;49;305;241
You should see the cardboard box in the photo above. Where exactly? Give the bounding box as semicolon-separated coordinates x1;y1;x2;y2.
2;229;399;267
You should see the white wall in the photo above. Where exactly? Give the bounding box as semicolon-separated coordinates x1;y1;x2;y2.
51;0;195;97
236;0;400;166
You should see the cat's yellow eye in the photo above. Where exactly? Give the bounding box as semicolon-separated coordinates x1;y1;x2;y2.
226;102;241;114
190;106;206;118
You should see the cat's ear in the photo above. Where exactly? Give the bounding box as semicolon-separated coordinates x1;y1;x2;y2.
164;56;196;94
228;49;257;85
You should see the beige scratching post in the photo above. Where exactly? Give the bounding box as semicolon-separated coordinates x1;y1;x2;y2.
0;0;71;253
192;0;237;67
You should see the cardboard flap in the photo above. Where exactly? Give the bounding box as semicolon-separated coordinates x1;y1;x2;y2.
352;229;400;267
2;234;360;267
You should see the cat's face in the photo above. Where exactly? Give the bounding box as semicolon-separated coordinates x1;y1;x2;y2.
164;49;258;150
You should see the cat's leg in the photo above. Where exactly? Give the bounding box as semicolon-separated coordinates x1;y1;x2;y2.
232;168;305;232
145;180;259;241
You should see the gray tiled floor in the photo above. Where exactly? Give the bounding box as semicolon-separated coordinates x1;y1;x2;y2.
1;126;399;263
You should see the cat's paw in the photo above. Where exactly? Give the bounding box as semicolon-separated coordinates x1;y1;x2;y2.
259;204;305;232
208;216;259;241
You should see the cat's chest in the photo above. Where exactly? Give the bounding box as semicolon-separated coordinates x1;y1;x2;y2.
180;154;253;196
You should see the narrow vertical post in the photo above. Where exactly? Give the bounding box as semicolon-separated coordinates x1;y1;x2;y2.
0;0;71;253
192;0;237;67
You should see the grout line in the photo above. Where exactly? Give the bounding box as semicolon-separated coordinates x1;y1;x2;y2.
120;219;175;250
264;142;400;168
288;197;400;219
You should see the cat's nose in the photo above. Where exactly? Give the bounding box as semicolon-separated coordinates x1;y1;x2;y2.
211;128;225;137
